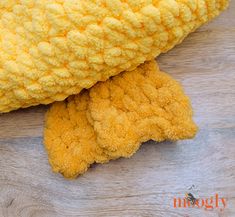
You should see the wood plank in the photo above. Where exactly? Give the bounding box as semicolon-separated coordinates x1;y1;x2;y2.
0;2;234;217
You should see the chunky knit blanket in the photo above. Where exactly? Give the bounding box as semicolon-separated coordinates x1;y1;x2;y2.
0;0;229;178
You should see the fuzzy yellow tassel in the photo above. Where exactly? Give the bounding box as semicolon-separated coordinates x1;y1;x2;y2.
44;61;197;178
0;0;229;113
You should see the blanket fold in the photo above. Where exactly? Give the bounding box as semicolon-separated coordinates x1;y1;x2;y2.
44;61;197;178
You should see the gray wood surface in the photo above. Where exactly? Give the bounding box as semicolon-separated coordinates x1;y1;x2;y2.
0;2;234;217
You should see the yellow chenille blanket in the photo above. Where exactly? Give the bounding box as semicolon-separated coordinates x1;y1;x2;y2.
0;0;229;178
0;0;228;112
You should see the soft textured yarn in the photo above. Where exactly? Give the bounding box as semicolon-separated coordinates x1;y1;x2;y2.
0;0;229;112
44;61;197;178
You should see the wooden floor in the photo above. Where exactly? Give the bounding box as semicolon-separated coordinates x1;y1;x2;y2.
0;3;234;217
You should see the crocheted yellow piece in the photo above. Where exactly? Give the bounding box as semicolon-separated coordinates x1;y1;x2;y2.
0;0;229;113
44;61;197;178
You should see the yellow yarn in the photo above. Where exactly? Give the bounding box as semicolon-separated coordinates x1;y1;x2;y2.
0;0;229;113
44;61;197;178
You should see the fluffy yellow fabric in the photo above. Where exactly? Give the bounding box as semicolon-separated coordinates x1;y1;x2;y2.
44;61;197;178
0;0;229;113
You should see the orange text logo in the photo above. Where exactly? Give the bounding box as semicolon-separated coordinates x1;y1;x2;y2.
173;193;227;211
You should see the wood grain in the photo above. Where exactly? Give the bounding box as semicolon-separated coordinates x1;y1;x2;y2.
0;2;235;217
